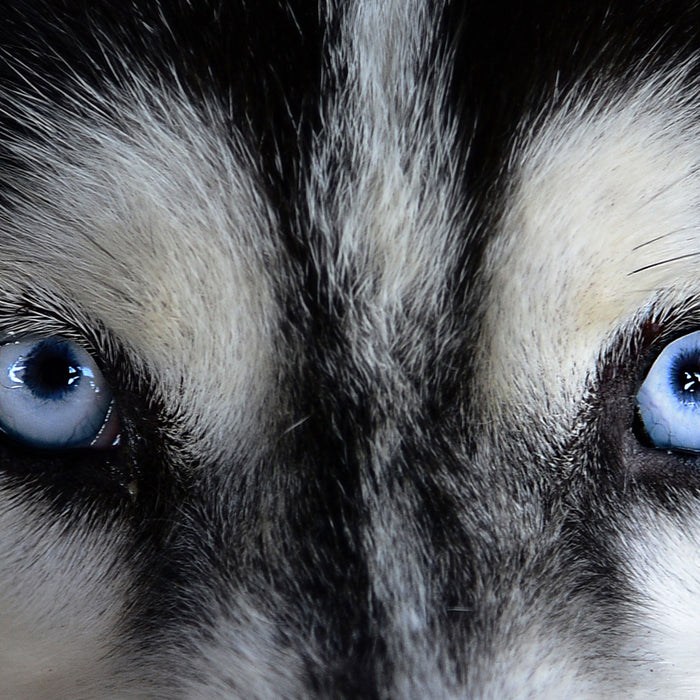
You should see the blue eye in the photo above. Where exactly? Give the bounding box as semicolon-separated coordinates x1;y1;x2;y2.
636;330;700;452
0;336;119;450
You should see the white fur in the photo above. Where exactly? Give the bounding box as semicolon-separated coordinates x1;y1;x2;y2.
0;481;142;699
480;68;700;425
620;507;700;697
0;78;282;468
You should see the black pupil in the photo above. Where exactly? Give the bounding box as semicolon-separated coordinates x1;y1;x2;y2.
674;353;700;398
24;343;81;398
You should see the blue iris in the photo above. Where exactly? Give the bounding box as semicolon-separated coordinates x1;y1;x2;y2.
637;330;700;452
0;336;114;449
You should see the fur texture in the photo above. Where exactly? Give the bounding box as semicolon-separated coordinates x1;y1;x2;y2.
1;0;700;697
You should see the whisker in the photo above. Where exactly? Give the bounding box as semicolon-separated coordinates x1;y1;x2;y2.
282;416;311;435
637;165;700;210
629;250;700;275
632;226;698;251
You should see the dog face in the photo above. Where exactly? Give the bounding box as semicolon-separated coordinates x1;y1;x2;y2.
2;1;700;697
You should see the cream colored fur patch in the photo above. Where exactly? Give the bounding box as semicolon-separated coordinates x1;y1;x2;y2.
480;73;700;422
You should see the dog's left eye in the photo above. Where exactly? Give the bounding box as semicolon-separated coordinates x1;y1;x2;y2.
0;336;119;450
636;330;700;452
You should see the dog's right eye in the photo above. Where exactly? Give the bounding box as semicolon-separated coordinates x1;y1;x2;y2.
0;336;120;450
636;330;700;452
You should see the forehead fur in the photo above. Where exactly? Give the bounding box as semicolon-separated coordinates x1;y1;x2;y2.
480;69;700;420
0;80;282;461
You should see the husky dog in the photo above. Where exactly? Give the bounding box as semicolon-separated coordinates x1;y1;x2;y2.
4;0;700;697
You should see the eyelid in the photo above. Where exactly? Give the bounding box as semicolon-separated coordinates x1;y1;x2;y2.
90;402;121;449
